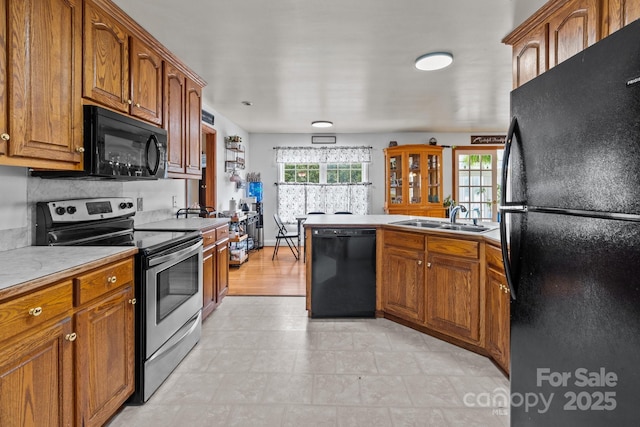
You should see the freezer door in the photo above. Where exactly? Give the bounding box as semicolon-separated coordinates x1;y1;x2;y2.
510;18;640;215
510;211;640;425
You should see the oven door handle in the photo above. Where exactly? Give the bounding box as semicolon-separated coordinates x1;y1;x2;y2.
148;240;203;267
146;311;201;364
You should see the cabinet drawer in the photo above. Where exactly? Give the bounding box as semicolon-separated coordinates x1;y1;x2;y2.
383;230;426;250
486;243;504;270
74;259;134;306
0;280;73;342
202;229;216;249
216;225;229;242
428;236;479;259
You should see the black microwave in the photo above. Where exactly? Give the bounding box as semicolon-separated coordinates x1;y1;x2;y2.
33;106;167;180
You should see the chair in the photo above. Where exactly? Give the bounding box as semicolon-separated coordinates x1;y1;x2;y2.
334;211;352;214
272;213;299;260
303;212;324;262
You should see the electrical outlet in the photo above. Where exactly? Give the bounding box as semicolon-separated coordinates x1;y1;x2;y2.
137;197;143;211
172;196;177;208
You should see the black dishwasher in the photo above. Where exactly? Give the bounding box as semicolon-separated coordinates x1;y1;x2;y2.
311;228;376;318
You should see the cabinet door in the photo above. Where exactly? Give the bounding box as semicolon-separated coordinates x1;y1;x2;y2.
0;318;74;427
202;246;216;319
185;77;202;177
548;0;599;69
0;0;6;157
217;242;229;301
426;253;481;345
386;150;404;209
75;285;135;427
487;266;510;373
83;0;130;112
608;0;640;34
164;63;186;175
511;23;548;88
5;0;83;166
130;37;163;125
382;247;425;323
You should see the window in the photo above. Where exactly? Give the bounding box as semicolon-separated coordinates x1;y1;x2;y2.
283;163;320;183
453;147;503;222
275;146;372;222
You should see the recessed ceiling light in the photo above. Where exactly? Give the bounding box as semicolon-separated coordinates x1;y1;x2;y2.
241;101;253;106
414;52;454;71
311;121;333;128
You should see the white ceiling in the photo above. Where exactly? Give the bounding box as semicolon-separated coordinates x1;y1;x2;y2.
112;0;547;134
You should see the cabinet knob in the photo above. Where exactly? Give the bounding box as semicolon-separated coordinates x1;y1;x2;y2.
128;99;132;105
417;260;422;265
65;332;77;342
129;298;137;305
29;306;43;316
135;103;140;108
1;133;9;141
427;262;432;268
107;275;117;284
76;147;85;153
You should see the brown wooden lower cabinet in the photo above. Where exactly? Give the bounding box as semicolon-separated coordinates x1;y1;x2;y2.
0;254;136;427
202;224;230;320
380;228;509;374
0;317;74;427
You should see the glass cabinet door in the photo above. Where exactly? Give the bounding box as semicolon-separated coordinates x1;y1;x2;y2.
408;151;422;205
427;153;440;204
389;153;403;205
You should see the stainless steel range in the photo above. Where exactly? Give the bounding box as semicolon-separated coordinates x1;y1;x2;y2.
36;197;203;403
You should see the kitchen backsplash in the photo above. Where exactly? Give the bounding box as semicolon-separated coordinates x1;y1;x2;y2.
0;167;187;251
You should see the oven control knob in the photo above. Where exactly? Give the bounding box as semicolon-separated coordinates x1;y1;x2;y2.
127;202;134;208
66;206;76;214
119;202;127;209
55;207;66;216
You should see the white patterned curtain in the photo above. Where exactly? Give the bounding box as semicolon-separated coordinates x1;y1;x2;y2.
276;183;372;224
275;146;372;163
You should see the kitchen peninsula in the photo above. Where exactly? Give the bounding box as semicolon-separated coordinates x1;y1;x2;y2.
303;214;509;374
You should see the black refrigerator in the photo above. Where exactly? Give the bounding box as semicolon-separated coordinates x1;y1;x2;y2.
501;18;640;426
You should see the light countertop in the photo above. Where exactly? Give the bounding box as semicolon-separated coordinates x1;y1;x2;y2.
0;246;138;295
134;217;229;232
302;214;502;244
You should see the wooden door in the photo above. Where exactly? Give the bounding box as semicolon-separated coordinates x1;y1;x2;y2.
547;0;599;68
217;242;229;302
487;266;510;373
511;23;548;88
426;253;481;345
0;318;74;427
130;37;163;125
185;77;202;177
382;247;425;323
83;0;130;112
164;63;186;174
6;0;83;166
75;285;135;427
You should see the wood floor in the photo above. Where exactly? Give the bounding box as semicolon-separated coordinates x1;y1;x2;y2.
228;246;306;296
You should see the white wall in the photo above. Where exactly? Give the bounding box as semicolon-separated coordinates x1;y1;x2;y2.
202;103;250;213
248;132;489;245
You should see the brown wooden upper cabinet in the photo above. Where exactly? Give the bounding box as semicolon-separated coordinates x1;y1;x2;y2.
504;0;640;88
0;0;83;169
83;1;163;125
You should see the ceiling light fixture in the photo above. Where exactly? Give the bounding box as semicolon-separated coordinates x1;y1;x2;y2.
414;52;454;71
311;121;333;128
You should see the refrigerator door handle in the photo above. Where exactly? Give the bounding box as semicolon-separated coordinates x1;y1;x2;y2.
500;116;521;300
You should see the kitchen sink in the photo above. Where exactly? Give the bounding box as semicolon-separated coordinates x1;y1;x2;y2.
389;219;495;233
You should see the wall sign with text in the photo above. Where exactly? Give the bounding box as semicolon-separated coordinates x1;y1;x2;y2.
470;135;506;144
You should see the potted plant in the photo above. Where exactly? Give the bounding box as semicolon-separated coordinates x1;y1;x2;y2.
443;195;454;218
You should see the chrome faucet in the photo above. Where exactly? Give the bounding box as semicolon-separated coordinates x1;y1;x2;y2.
450;205;467;224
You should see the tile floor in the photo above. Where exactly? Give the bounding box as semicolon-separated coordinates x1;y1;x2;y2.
107;296;510;427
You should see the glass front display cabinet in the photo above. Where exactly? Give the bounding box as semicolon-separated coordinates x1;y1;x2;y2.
384;145;444;217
